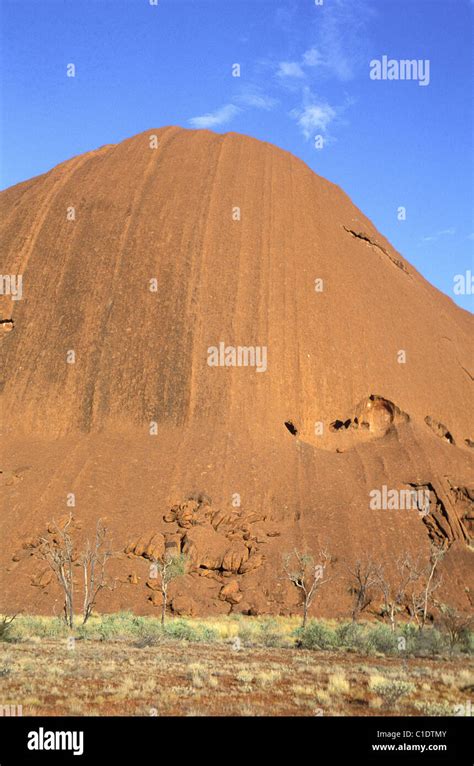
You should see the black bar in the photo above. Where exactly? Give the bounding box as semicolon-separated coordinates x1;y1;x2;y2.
0;716;470;764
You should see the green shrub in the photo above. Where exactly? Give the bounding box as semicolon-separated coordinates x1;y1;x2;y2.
335;622;367;652
4;613;471;655
201;626;219;642
410;628;446;656
258;618;282;647
163;619;217;642
399;622;418;642
93;613;135;641
369;624;399;655
464;630;474;654
237;622;255;646
296;620;337;650
6;616;67;642
0;615;18;642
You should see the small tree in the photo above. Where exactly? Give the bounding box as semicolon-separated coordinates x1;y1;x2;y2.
376;554;420;632
283;548;332;628
150;551;187;625
346;558;380;622
37;514;114;628
81;519;115;625
38;514;75;629
409;544;444;630
437;605;473;650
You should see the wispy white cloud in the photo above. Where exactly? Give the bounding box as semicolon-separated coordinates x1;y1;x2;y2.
302;47;323;67
189;0;371;138
189;103;241;129
421;228;456;243
290;88;337;140
277;61;305;79
236;87;278;111
301;0;374;82
189;87;277;131
332;1;371;79
269;0;372;141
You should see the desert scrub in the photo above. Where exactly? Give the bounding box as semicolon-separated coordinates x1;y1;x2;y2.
78;615;217;643
236;621;255;646
0;665;12;677
4;614;472;656
258;618;282;647
334;622;397;655
367;624;400;655
412;628;447;656
296;621;399;654
236;619;270;646
76;611;148;641
372;679;415;708
255;669;282;687
236;616;290;648
187;663;218;688
335;622;367;652
296;620;338;650
328;671;351;695
0;615;18;642
236;669;255;684
414;701;456;716
4;615;68;642
164;620;218;643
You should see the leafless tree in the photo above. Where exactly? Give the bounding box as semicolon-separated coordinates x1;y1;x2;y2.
345;557;381;622
37;514;115;628
408;544;444;630
283;548;332;628
150;551;187;625
375;553;421;632
81;519;115;625
38;514;75;629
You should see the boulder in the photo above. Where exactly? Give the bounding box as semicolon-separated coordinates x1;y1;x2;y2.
125;531;166;560
239;553;264;574
171;594;196;616
182;526;228;570
144;532;165;560
222;543;249;572
219;580;242;604
31;569;53;588
125;533;149;557
148;591;163;607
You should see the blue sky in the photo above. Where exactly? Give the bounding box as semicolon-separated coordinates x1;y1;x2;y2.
1;0;472;310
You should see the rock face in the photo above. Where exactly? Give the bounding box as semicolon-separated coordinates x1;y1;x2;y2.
0;126;473;617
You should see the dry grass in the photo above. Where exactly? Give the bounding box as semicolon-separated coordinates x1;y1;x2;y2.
328;671;350;695
0;638;472;717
